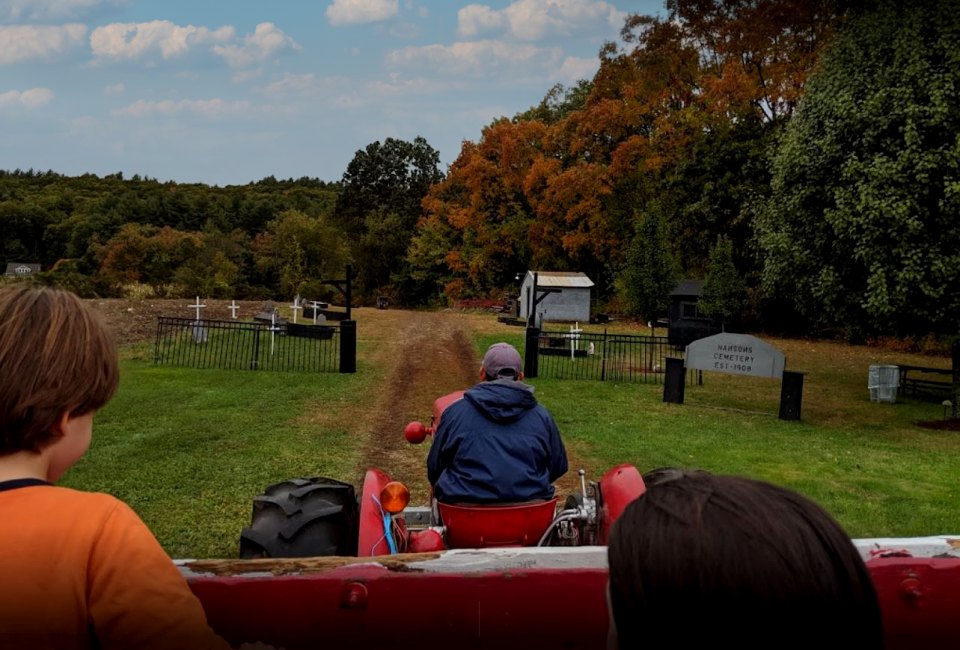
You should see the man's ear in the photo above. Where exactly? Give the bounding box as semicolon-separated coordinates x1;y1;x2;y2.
517;371;524;381
479;366;486;381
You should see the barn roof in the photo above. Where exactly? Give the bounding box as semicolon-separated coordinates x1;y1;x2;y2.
526;271;594;288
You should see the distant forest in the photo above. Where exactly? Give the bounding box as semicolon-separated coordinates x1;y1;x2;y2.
3;0;959;344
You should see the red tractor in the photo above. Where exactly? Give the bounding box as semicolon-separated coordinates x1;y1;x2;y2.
213;392;960;648
239;390;646;559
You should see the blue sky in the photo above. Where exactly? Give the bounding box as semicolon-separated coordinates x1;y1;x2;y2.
0;0;662;186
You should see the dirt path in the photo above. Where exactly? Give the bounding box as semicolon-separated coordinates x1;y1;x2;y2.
350;309;588;504
354;311;480;503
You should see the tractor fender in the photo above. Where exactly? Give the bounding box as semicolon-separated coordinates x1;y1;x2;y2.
597;463;645;545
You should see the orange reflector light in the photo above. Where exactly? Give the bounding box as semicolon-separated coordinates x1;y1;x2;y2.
380;481;410;514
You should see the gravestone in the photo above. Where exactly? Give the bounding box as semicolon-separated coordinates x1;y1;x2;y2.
254;301;287;326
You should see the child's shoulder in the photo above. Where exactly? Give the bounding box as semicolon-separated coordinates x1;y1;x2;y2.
9;484;129;517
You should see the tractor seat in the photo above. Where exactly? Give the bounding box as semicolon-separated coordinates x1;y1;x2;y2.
438;498;559;548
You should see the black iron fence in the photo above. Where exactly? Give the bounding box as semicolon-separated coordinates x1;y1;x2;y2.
154;317;355;373
526;328;699;385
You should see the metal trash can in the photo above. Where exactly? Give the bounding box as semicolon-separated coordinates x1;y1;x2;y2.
868;365;899;403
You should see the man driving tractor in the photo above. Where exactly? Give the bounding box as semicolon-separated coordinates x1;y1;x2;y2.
427;342;568;503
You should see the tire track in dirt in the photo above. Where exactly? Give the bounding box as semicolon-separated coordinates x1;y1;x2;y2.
355;311;479;504
354;309;591;505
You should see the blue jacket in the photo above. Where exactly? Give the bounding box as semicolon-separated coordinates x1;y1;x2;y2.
427;379;568;503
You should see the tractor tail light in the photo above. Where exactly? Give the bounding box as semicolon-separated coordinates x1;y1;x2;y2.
380;481;410;513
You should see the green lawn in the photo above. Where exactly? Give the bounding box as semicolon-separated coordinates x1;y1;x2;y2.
60;321;960;558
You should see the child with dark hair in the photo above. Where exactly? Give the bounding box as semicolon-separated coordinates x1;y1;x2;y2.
0;284;232;649
607;470;883;649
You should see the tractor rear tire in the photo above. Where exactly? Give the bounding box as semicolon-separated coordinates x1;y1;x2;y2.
239;476;359;558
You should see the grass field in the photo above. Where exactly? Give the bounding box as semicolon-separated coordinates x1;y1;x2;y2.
60;310;960;558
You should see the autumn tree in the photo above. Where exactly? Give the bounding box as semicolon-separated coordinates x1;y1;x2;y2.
409;120;544;299
97;224;203;297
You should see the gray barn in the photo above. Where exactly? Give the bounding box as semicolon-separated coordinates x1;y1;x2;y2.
519;271;594;325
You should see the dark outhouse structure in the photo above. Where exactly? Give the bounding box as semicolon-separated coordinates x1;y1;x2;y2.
667;279;722;348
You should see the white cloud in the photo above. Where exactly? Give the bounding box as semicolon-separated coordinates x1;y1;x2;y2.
0;0;127;22
262;73;321;96
211;22;300;68
111;98;251;119
104;82;125;94
0;24;86;64
458;4;503;38
0;87;55;108
557;55;598;82
326;0;399;26
387;40;560;77
90;21;234;61
459;0;625;41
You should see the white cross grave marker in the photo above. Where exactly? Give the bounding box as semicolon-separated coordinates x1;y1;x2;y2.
268;310;283;356
188;296;206;321
228;300;240;320
570;321;582;360
290;295;302;324
188;296;207;343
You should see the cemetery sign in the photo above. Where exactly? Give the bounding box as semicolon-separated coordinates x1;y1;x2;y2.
685;333;785;379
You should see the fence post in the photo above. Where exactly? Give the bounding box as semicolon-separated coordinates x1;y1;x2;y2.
250;327;260;370
778;370;804;420
524;326;540;378
339;320;357;373
663;357;685;404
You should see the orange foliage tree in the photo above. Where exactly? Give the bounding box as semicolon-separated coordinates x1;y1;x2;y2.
408;1;850;304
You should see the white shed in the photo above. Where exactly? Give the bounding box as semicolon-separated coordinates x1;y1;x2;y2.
519;271;594;325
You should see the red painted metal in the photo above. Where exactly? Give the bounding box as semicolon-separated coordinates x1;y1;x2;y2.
596;463;646;544
189;564;610;650
184;554;960;649
356;468;392;557
406;529;445;553
438;498;560;548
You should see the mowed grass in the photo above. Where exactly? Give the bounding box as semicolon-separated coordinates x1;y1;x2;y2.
61;317;960;558
62;344;374;559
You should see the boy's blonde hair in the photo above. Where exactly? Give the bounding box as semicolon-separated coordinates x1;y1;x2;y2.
0;284;119;454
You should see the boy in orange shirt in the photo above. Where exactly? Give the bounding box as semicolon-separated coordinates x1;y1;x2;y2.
0;284;233;650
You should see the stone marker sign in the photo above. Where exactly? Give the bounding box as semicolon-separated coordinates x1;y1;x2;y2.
685;333;785;379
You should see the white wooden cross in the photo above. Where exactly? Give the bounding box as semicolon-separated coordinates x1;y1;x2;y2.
188;296;206;321
268;311;283;356
290;295;302;324
570;321;582;360
188;296;207;343
228;300;240;320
